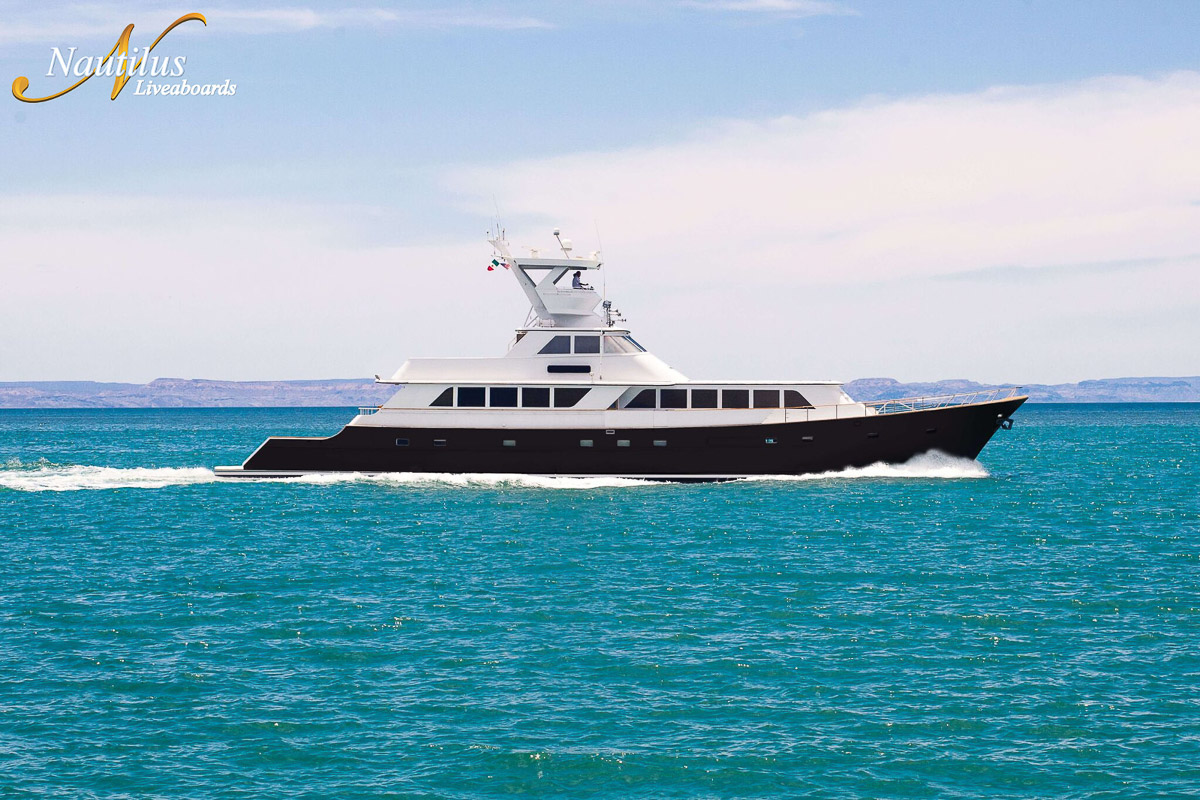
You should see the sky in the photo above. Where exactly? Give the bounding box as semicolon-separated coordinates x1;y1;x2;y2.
1;0;1198;384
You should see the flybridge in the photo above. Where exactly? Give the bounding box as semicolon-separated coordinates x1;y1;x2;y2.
489;230;608;328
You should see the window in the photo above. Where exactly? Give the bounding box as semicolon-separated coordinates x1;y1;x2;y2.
691;389;718;409
548;365;590;374
603;336;640;354
395;438;409;447
538;335;571;355
574;335;600;354
754;389;780;408
626;389;657;409
503;439;516;447
660;389;688;408
625;336;647;352
458;387;485;407
433;439;447;447
653;440;667;447
580;439;593;447
617;440;631;447
765;438;777;445
722;389;749;409
554;388;590;408
522;387;550;407
430;387;453;407
783;390;811;408
490;387;518;407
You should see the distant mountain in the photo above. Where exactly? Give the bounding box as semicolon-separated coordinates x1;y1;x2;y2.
0;378;394;409
0;376;1196;408
845;376;1200;403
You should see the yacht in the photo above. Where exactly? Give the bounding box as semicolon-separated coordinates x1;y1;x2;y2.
215;231;1025;480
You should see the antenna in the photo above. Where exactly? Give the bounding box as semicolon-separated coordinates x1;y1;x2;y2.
595;219;607;323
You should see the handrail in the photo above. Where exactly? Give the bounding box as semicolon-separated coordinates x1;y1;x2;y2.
862;387;1023;415
358;406;381;416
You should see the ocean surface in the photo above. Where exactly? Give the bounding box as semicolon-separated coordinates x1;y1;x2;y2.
1;404;1197;798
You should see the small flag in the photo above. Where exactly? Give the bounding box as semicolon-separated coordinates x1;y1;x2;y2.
490;258;509;271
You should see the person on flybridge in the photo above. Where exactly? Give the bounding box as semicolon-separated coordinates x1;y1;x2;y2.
571;270;591;290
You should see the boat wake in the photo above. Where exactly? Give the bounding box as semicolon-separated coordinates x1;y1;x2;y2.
1;452;986;492
0;461;218;492
742;451;989;482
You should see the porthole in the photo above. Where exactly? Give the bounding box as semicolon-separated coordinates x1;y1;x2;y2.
394;438;409;447
653;440;667;447
433;439;447;447
580;439;594;447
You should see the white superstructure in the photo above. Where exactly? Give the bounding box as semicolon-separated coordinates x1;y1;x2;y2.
350;231;863;431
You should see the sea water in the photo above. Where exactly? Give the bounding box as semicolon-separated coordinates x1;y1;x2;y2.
1;405;1197;798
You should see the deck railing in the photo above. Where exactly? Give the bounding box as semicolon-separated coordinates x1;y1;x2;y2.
863;387;1023;415
358;406;381;416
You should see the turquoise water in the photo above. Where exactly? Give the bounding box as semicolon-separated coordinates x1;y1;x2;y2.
1;405;1198;798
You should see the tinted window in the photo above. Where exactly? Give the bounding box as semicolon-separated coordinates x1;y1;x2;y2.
691;389;718;408
626;389;657;409
625;336;647;352
490;387;518;407
522;387;550;407
660;389;687;408
458;387;485;407
430;387;453;407
395;438;409;447
554;388;590;408
722;389;749;409
783;390;812;408
538;336;571;355
574;335;600;354
754;389;780;408
603;336;639;354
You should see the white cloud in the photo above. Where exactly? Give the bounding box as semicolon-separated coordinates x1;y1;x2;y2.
0;195;502;382
680;0;856;17
210;7;555;33
0;3;552;43
3;72;1197;384
447;72;1200;382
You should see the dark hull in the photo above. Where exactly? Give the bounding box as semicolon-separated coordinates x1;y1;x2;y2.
219;397;1026;479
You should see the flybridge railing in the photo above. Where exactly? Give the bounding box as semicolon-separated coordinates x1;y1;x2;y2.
863;387;1023;415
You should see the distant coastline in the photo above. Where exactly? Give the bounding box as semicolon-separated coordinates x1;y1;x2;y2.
0;376;1197;408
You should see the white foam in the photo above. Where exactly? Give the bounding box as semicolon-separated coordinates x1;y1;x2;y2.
741;451;989;483
0;465;218;492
